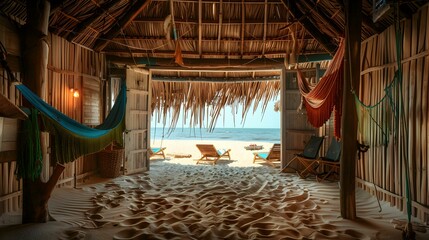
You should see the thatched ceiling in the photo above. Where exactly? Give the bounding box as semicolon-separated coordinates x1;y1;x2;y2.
1;1;426;75
1;0;427;128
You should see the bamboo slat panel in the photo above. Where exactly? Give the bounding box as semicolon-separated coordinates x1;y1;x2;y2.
82;77;101;126
357;5;429;224
47;34;105;186
0;26;22;216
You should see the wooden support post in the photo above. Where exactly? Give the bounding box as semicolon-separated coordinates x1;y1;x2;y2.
340;0;361;220
22;164;65;223
280;68;287;169
21;0;65;223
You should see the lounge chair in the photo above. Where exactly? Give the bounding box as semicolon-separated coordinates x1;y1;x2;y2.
149;147;166;159
253;143;281;167
316;137;341;182
282;136;324;178
196;144;231;165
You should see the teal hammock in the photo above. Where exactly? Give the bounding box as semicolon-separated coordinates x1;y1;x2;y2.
15;82;126;172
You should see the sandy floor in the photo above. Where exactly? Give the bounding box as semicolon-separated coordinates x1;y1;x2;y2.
0;140;428;239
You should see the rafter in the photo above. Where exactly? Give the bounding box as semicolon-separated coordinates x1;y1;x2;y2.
299;0;343;36
261;0;268;57
198;0;202;57
93;0;151;52
217;0;223;52
240;0;245;58
280;0;337;55
66;0;118;42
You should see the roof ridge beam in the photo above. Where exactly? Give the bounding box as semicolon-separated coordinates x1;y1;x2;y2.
93;0;151;52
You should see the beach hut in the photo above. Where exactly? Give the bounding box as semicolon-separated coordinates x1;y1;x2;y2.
0;0;428;238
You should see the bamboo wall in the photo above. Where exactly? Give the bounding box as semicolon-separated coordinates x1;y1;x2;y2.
357;5;429;224
0;16;22;219
47;34;105;187
0;25;112;217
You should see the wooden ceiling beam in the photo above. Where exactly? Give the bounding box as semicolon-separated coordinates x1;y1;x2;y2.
217;0;223;52
93;0;151;52
105;49;329;59
151;67;282;73
66;0;118;42
198;0;202;57
133;17;289;24
280;0;337;55
261;0;268;57
151;75;280;82
112;36;315;42
107;53;332;68
151;0;281;4
240;0;245;58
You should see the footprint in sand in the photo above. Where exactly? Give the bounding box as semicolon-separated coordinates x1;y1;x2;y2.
113;228;147;240
119;218;145;227
342;229;370;239
87;213;104;221
85;206;104;215
60;229;86;240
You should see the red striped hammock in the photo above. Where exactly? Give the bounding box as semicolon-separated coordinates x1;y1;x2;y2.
297;39;345;138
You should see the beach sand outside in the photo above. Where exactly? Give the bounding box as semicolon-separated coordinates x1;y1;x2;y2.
1;140;428;239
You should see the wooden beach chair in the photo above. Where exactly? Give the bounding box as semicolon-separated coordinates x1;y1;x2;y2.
253;143;281;167
282;136;324;178
149;147;166;159
316;137;341;182
196;144;231;165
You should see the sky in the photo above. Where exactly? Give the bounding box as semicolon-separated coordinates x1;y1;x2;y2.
151;99;281;129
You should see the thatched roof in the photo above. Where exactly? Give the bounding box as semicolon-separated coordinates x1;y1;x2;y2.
1;0;426;128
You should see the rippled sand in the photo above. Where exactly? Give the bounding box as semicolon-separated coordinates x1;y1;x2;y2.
1;140;428;239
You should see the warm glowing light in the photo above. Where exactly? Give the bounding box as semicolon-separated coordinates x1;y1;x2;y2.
73;90;79;98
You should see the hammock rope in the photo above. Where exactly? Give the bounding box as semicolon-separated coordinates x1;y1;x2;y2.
296;38;345;138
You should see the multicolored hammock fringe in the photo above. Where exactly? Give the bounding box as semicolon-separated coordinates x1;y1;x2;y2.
15;82;126;165
297;39;345;138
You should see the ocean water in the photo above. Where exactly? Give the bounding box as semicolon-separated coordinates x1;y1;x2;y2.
150;128;280;142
